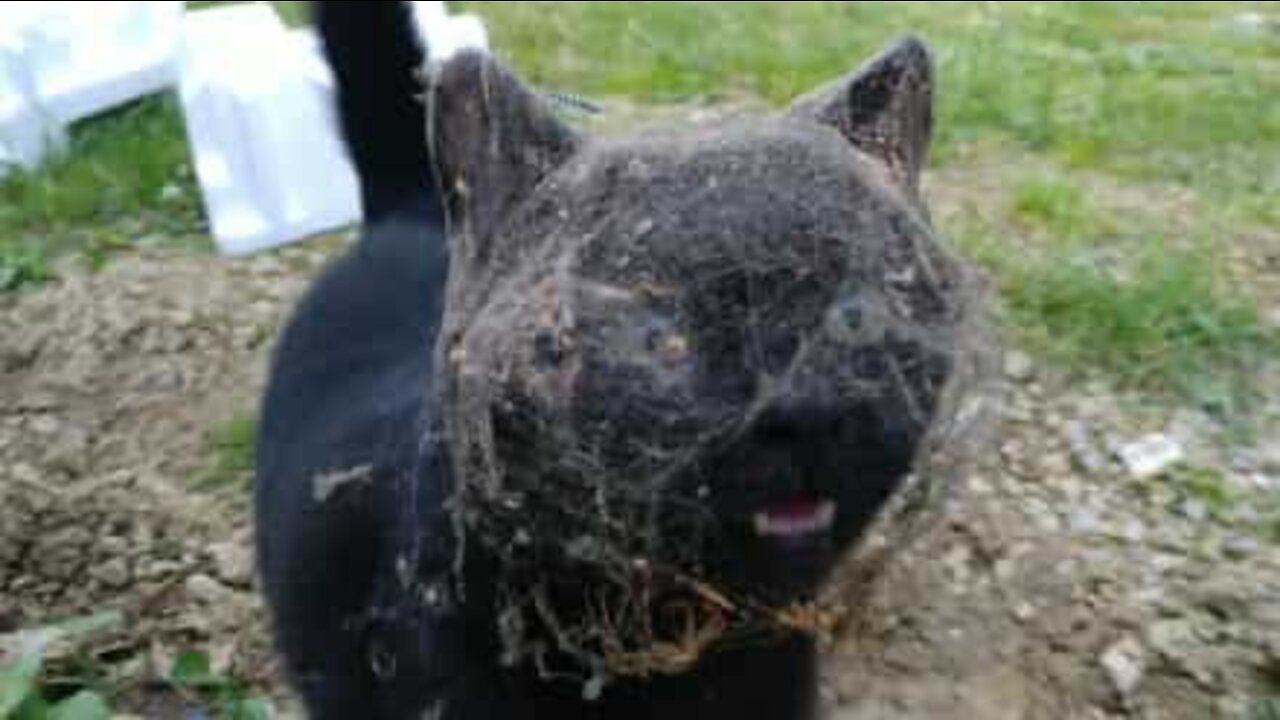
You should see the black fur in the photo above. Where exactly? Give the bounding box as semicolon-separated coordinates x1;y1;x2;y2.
255;2;453;717
312;1;436;220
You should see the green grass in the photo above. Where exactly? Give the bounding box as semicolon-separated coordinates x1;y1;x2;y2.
1254;696;1280;720
0;612;269;720
959;169;1274;413
981;234;1266;405
0;613;120;720
1012;178;1091;234
166;651;271;720
460;2;1278;205
193;415;257;493
1166;466;1237;520
0;96;205;289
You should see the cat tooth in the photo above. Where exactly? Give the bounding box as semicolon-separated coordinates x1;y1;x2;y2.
753;512;774;537
753;501;838;538
813;502;836;532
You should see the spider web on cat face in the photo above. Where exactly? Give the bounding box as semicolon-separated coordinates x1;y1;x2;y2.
429;120;1004;688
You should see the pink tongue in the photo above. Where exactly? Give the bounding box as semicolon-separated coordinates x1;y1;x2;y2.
765;497;824;522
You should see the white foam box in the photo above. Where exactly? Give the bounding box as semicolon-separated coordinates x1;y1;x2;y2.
178;1;490;255
178;4;361;256
0;28;62;172
0;1;182;176
4;2;184;124
413;1;490;61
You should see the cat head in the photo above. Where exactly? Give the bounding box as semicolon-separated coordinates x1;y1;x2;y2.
430;38;973;614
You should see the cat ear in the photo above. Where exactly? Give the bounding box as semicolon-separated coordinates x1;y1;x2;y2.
428;52;580;249
789;37;934;201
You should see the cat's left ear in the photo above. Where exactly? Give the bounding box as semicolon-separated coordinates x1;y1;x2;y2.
427;51;580;252
789;36;933;201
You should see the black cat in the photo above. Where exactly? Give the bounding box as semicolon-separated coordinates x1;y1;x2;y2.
256;3;969;718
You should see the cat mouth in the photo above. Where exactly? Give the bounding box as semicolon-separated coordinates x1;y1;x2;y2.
752;498;837;539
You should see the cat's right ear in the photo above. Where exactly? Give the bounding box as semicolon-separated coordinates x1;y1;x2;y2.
788;37;933;205
427;52;581;251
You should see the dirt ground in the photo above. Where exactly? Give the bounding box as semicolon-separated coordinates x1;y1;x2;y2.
1;177;1278;718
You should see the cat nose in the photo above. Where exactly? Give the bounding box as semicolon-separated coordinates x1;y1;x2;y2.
752;396;844;446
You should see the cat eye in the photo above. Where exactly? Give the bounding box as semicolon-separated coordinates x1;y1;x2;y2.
534;328;565;366
837;299;863;330
646;330;690;363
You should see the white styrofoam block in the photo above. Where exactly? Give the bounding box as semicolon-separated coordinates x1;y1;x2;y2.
178;4;361;256
431;14;490;60
1118;434;1186;480
3;2;184;125
414;1;450;31
413;1;490;60
179;2;489;255
0;28;64;173
0;1;181;175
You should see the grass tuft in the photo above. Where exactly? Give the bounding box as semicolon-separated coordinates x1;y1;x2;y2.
193;415;257;493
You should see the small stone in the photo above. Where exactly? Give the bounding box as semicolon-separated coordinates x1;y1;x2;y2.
968;475;993;496
1100;636;1147;699
29;415;60;435
1133;585;1170;612
11;463;41;485
1031;508;1062;534
1180;500;1209;523
1069;509;1102;535
43;428;92;477
1003;403;1033;425
100;536;129;557
1066;421;1108;475
1117;434;1185;480
1263;637;1280;678
186;574;228;604
818;683;839;709
251;257;287;277
1146;620;1193;658
943;546;972;585
1249;473;1276;490
92;558;131;589
210;542;254;588
1260;443;1280;475
993;558;1016;582
160;183;184;202
1146;620;1218;688
1004;351;1035;383
139;560;183;580
1229;503;1260;526
1150;552;1187;576
1057;474;1084;502
169;309;196;327
1041;452;1072;479
1222;535;1260;561
1264;305;1280;332
49;525;95;551
1167;408;1214;445
1013;602;1036;623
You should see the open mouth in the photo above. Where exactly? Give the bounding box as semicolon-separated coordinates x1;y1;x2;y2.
752;498;837;539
